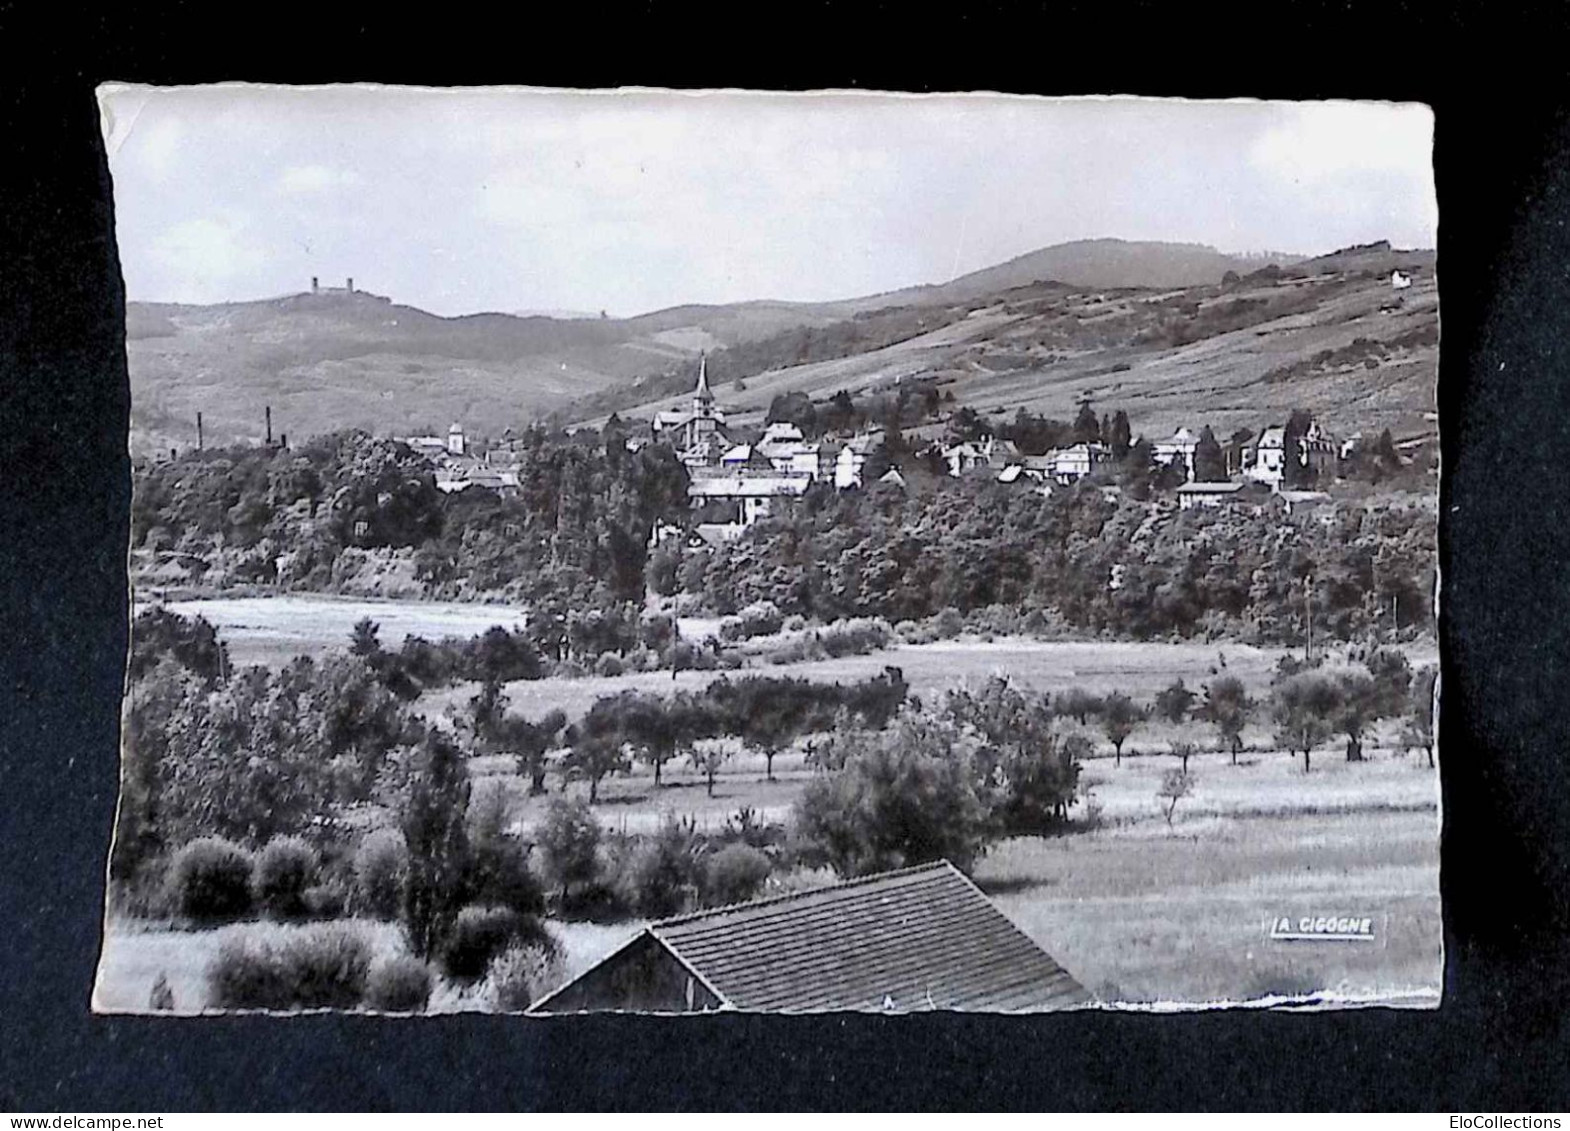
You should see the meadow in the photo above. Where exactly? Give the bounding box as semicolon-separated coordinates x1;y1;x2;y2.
96;739;1441;1012
99;595;1441;1012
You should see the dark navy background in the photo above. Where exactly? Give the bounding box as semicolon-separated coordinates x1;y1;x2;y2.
3;3;1568;1110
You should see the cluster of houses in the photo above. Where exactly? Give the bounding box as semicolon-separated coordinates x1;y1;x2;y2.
407;357;1360;540
651;357;900;537
396;422;546;497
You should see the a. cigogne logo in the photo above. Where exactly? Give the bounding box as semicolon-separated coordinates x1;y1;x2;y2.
1270;915;1377;941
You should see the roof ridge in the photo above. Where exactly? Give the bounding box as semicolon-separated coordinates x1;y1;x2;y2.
649;859;954;929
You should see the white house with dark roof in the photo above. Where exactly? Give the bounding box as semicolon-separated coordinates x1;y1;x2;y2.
835;430;885;488
1152;427;1199;479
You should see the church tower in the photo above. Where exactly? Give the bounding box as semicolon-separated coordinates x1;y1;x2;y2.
687;352;720;449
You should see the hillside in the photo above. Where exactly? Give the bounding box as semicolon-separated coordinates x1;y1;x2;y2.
127;287;855;453
592;244;1439;441
845;239;1299;309
127;239;1427;453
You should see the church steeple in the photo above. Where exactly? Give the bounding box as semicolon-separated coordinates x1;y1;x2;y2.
694;352;713;405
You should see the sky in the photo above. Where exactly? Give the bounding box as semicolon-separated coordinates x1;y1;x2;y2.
98;86;1438;318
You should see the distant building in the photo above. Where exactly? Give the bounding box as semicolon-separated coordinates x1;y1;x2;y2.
757;423;822;478
1391;270;1413;290
1152;427;1200;480
1176;480;1246;510
1046;442;1112;484
1244;420;1335;489
942;436;1022;479
529;861;1090;1015
835;430;886;489
688;469;813;526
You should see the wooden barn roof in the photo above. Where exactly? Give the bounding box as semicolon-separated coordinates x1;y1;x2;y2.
537;860;1089;1014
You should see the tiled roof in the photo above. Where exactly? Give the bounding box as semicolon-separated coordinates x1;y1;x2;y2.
647;860;1089;1013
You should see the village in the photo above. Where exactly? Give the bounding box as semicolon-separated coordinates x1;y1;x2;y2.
397;331;1430;554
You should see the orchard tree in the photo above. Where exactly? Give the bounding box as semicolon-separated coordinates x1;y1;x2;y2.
508;708;568;795
1101;692;1143;766
1157;769;1194;829
1201;675;1253;765
562;706;631;804
1271;672;1341;773
1155;679;1196;725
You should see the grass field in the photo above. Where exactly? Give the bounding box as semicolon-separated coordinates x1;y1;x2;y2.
105;599;1441;1011
975;750;1441;1007
96;742;1440;1013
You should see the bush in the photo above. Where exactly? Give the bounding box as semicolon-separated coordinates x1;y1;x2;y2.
593;652;625;677
302;883;348;920
354;829;408;920
719;600;785;642
538;799;601;901
280;924;372;1009
206;938;291;1010
483;941;565;1013
933;608;965;640
467;833;546;916
620;820;699;918
818;617;893;658
254;836;318;920
364;955;432;1013
167;837;254;922
439;906;550;984
702;843;771;907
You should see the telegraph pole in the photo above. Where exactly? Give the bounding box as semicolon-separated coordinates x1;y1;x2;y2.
1304;573;1314;661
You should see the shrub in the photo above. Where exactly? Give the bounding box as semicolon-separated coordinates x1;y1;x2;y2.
933;608;965;640
620;819;700;918
719;600;785;642
538;799;601;901
702;843;771;906
818;618;893;658
484;941;566;1013
794;714;990;877
364;955;432;1013
439;905;550;984
167;837;254;922
279;924;372;1009
206;938;291;1010
302;883;348;920
593;652;625;677
354;829;408;920
254;836;318;920
467;832;546;916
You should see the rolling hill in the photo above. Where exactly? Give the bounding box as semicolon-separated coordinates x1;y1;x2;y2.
125;239;1433;453
590;243;1439;442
